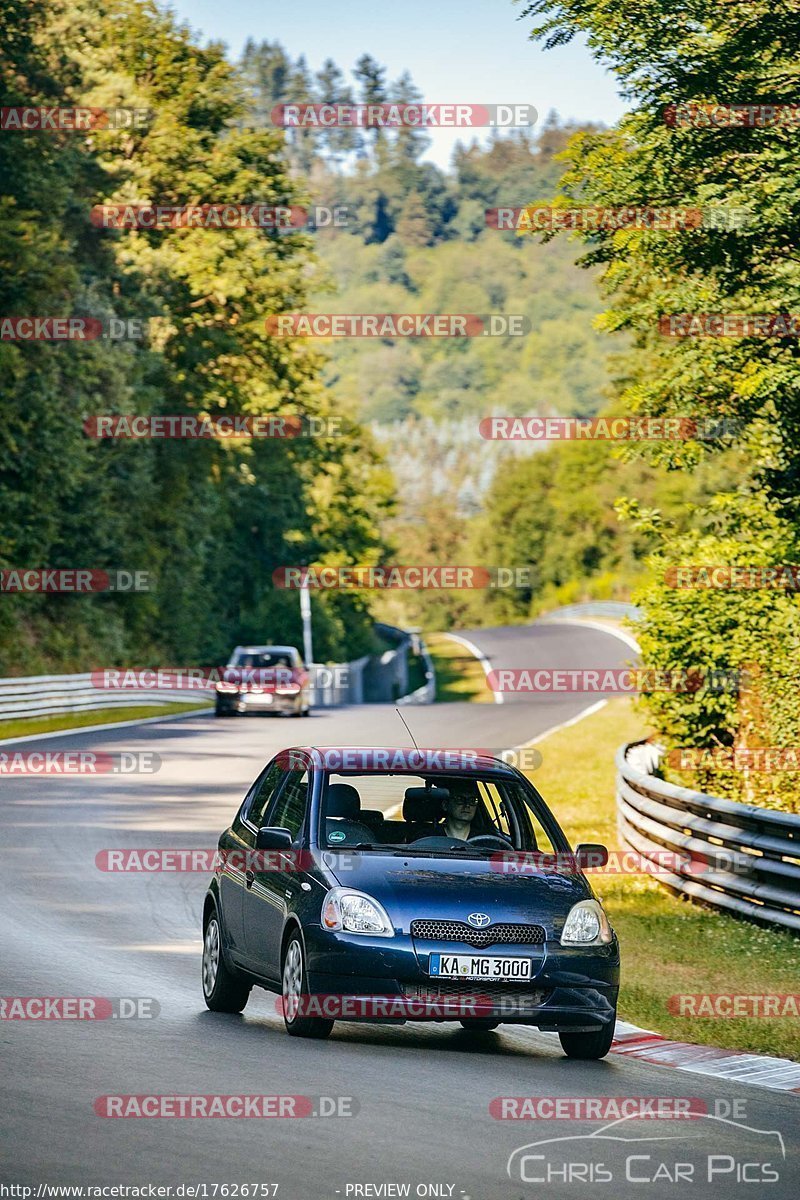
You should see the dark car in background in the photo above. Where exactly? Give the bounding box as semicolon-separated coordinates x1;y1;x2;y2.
214;645;311;718
201;746;619;1058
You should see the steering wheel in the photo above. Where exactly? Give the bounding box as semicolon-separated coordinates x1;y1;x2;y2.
467;833;514;849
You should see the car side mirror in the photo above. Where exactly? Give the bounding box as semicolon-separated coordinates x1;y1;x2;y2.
575;843;609;869
255;826;293;851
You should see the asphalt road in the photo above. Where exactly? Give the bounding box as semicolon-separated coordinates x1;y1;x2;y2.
1;619;797;1198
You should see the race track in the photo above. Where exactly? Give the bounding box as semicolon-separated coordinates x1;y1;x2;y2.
1;620;797;1198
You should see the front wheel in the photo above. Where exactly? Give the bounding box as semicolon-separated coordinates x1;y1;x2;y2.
559;1021;615;1060
282;934;333;1039
202;911;251;1013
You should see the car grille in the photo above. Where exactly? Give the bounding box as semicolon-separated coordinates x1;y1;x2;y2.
402;980;549;1011
410;919;546;949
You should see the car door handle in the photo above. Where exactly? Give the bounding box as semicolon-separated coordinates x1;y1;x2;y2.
245;870;255;889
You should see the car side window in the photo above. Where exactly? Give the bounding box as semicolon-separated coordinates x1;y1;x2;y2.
246;762;286;828
267;769;310;843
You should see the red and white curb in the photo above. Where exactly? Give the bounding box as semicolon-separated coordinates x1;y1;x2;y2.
611;1020;800;1093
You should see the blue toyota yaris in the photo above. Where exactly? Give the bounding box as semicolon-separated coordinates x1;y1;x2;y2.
201;746;620;1058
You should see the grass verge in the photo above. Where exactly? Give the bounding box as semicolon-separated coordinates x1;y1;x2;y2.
0;702;210;742
530;696;800;1060
426;633;492;703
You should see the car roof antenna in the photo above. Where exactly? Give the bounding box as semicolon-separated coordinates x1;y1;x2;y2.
395;707;421;753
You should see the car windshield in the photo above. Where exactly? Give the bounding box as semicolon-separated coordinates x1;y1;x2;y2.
232;651;292;669
318;771;562;857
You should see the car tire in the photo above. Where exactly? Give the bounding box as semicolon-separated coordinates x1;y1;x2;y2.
281;933;333;1039
202;908;251;1013
301;705;311;717
459;1018;500;1032
215;706;231;718
558;1021;615;1060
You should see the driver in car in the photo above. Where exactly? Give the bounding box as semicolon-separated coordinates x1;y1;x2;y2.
439;782;480;840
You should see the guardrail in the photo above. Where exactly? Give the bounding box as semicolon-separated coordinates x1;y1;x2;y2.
617;741;800;934
0;673;205;723
543;601;641;621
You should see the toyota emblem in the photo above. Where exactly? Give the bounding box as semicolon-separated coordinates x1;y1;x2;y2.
467;912;491;928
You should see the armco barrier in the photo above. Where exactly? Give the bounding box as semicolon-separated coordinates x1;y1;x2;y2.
617;741;800;934
0;673;206;722
542;601;641;622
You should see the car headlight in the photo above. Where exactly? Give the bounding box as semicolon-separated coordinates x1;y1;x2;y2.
321;887;394;937
560;899;613;946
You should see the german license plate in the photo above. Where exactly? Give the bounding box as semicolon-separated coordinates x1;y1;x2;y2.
429;953;531;981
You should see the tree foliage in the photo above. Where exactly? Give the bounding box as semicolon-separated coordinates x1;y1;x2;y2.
0;0;391;672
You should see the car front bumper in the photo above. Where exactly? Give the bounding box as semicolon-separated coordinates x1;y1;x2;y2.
215;690;302;714
303;925;619;1030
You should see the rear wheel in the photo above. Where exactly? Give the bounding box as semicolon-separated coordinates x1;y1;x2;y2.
282;934;333;1039
559;1021;615;1060
202;910;251;1013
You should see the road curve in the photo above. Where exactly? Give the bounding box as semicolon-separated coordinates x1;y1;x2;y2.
1;620;797;1197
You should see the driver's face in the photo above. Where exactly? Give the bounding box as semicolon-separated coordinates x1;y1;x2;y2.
447;794;478;820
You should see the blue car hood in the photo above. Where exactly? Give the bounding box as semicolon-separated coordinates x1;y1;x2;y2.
323;851;591;935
